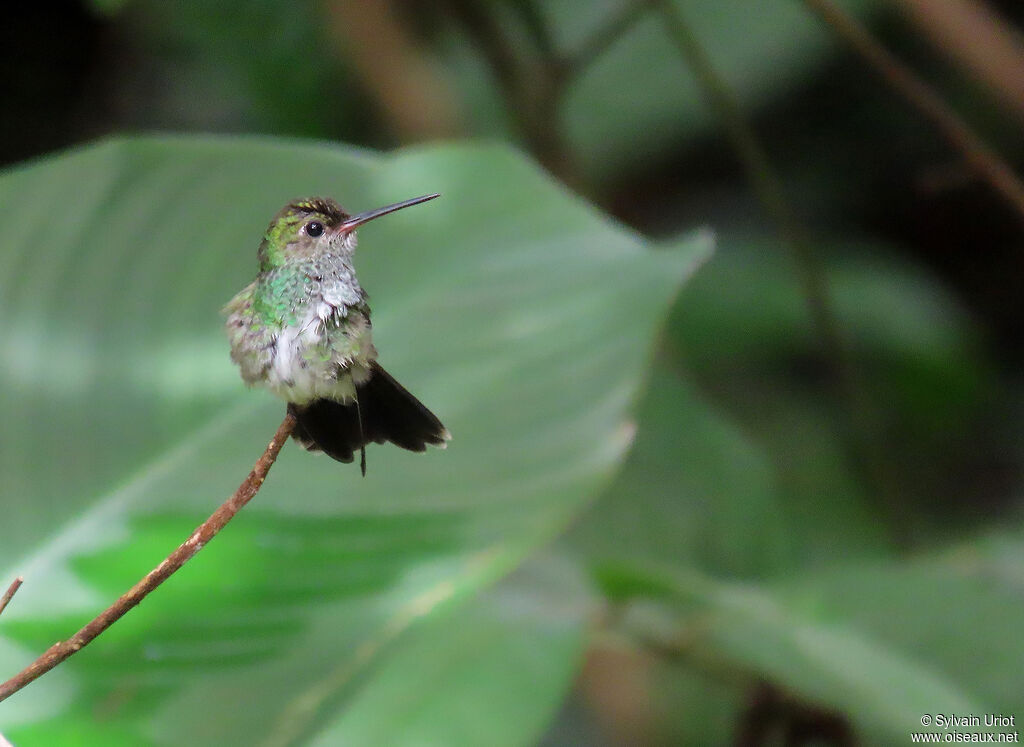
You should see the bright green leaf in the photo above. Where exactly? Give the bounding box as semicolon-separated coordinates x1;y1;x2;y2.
306;557;592;747
569;362;793;579
598;561;1008;744
0;136;708;744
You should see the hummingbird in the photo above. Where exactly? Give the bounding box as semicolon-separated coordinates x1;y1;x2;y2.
224;193;450;475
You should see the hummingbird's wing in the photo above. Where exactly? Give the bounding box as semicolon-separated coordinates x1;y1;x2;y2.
321;302;376;371
358;361;451;451
224;283;276;385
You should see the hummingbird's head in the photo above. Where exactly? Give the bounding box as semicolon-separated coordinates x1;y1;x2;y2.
257;193;440;272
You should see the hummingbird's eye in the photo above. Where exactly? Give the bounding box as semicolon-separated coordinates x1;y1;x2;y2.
305;221;325;237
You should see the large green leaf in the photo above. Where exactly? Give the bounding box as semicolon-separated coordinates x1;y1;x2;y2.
671;236;989;420
0;136;708;743
669;235;994;542
598;555;1018;744
569;362;794;579
776;532;1024;723
567;338;891;588
566;281;1017;743
560;352;883;742
306;556;592;747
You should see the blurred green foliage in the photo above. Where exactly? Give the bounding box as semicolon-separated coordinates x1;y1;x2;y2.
0;137;702;744
1;0;1023;745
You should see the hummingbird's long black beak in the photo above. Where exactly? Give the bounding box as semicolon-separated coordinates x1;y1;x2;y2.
337;193;440;234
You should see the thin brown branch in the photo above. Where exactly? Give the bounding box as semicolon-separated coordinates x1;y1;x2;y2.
803;0;1024;224
0;578;23;619
653;0;846;382
325;0;463;142
654;0;910;542
896;0;1024;123
443;0;579;186
0;413;296;704
444;0;653;192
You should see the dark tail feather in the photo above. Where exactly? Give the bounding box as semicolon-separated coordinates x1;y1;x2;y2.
288;361;449;474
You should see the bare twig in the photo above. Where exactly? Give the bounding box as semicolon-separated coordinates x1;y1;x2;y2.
653;0;846;384
803;0;1024;224
325;0;462;142
444;0;575;183
0;578;23;619
0;413;296;704
896;0;1024;122
445;0;650;190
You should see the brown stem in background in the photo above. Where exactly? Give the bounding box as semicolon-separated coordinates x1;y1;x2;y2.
0;413;296;704
653;0;841;359
0;578;23;619
803;0;1024;224
653;0;909;542
442;0;654;191
443;0;577;185
324;0;462;142
895;0;1024;124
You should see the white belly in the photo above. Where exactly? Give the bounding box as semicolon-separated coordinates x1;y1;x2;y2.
264;308;372;404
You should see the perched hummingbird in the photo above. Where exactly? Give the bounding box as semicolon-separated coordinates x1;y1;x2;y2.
225;193;450;474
